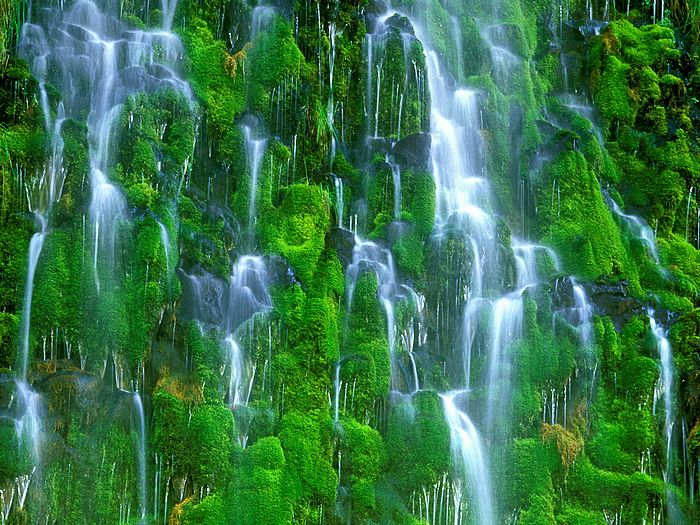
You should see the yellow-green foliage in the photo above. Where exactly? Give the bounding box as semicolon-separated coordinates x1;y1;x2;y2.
590;19;697;248
278;412;337;506
338;418;386;516
259;184;331;286
246;18;304;112
386;392;450;496
182;20;246;159
227;437;293;525
566;456;663;520
504;438;557;519
541;423;583;474
511;307;577;433
537;150;629;281
273;285;340;410
181;493;226;525
587;316;658;474
343;272;391;418
592;21;679;134
659;235;700;301
187;403;236;489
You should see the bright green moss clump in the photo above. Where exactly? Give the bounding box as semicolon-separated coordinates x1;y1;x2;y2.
535;149;629;281
259;184;331;286
386;392;450;496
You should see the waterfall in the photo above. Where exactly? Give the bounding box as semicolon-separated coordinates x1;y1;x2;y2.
226;256;272;412
649;311;675;480
388;156;402;219
17;2;194;518
648;309;680;521
251;3;277;40
132;392;147;521
440;392;495;525
333;176;344;229
18;217;46;380
161;0;177;31
242;123;268;246
605;194;661;265
157;220;172;287
20;0;193;292
481;24;520;85
334;360;342;422
14;382;43;463
344;235;423;395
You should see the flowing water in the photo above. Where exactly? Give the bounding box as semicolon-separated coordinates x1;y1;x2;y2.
180;255;272;411
251;3;277;40
132;391;148;521
649;311;675;480
242;122;268;246
16;1;193;518
9;0;692;522
20;0;192;291
606;193;662;265
18;217;46;380
440;392;495;525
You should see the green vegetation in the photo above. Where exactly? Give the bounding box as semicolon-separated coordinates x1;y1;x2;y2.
1;0;699;524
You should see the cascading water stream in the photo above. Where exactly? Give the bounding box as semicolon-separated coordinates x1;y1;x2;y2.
161;0;177;31
242;123;268;246
21;0;193;293
132;391;147;522
225;256;272;409
251;2;277;40
392;5;583;520
440;392;495;525
17;1;194;518
18;217;46;380
344;233;423;394
606;194;662;266
649;311;675;480
333;175;344;228
387;8;500;521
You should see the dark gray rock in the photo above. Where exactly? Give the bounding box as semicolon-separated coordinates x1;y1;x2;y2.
392;133;431;171
330;227;355;270
586;280;644;329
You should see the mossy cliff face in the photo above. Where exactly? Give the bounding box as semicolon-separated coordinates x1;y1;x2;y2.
1;0;700;524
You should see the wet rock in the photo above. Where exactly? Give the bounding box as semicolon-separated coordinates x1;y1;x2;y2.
266;254;298;287
392;133;431;171
385;13;415;36
330;227;356;269
585;280;645;329
367;136;392;157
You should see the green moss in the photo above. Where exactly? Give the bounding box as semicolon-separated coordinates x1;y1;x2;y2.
182;20;246;159
227;436;293;525
338;418;386;518
259;184;331;286
503;438;557;513
566;456;663;520
187;402;236;490
386;391;450;496
246;18;304;112
181;493;226;525
278;412;337;505
536;150;629;281
556;505;607;525
343;271;391;417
